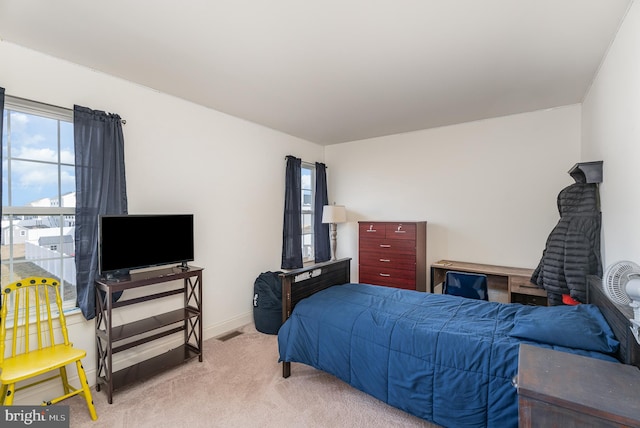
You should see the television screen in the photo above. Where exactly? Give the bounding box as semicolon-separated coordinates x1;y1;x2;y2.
98;214;194;277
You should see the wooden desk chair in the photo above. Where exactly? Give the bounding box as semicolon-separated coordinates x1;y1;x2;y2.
0;277;97;420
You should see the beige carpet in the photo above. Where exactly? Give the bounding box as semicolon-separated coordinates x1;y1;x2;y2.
66;323;439;428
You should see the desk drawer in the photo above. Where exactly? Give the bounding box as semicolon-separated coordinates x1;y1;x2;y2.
512;293;548;306
510;276;547;297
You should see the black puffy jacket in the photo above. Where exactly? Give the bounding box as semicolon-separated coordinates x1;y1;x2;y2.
531;182;602;305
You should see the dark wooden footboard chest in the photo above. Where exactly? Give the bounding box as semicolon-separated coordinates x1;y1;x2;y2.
517;344;640;427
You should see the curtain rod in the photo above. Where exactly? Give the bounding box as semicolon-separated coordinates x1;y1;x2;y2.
284;156;327;167
6;94;127;124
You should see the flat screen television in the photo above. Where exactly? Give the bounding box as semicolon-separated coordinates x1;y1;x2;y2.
98;214;194;279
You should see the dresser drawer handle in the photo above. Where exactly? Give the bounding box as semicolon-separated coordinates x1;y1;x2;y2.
379;244;391;248
394;230;406;234
379;273;391;277
379;259;391;262
365;229;377;233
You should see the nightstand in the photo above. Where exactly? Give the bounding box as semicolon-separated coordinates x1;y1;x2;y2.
517;344;640;427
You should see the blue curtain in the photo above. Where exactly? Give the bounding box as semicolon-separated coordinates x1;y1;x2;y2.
281;155;302;269
74;105;128;320
314;162;330;262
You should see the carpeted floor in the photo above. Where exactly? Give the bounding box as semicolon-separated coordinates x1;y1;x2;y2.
66;323;439;427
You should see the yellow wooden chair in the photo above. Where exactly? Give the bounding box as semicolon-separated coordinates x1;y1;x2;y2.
0;277;97;421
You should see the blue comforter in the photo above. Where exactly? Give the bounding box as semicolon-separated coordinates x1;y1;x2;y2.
278;283;619;427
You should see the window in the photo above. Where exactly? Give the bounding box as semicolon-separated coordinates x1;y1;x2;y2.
301;163;315;262
2;96;77;309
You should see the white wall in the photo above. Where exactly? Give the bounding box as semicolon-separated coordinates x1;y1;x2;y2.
0;41;324;401
326;106;582;281
582;1;640;268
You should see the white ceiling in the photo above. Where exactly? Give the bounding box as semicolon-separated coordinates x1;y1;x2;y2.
0;0;632;145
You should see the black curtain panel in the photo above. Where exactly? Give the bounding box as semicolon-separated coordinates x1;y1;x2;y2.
314;162;330;262
74;105;128;320
281;155;303;269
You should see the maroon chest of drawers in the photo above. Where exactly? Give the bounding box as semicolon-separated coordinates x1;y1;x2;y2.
358;221;427;291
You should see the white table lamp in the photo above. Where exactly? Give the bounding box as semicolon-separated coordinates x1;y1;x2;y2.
322;205;347;261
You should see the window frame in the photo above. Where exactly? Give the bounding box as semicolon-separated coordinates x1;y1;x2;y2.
301;162;316;263
2;96;77;310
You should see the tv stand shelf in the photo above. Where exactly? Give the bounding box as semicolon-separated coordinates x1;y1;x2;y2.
109;345;200;393
95;265;203;404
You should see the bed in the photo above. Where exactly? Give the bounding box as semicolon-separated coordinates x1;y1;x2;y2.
277;258;640;428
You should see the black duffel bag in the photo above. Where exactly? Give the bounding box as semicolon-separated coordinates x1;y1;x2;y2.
253;271;283;334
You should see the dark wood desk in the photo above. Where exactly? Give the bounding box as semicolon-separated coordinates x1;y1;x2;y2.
518;344;640;427
430;260;547;305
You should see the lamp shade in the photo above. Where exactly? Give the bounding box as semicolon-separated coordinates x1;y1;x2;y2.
322;205;346;224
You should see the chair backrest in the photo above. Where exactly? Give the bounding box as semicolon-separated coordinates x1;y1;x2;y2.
444;271;489;301
0;277;70;364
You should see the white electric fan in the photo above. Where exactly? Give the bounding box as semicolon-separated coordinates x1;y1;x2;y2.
602;261;640;344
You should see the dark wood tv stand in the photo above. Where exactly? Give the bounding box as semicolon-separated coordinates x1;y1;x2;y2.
95;265;203;404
